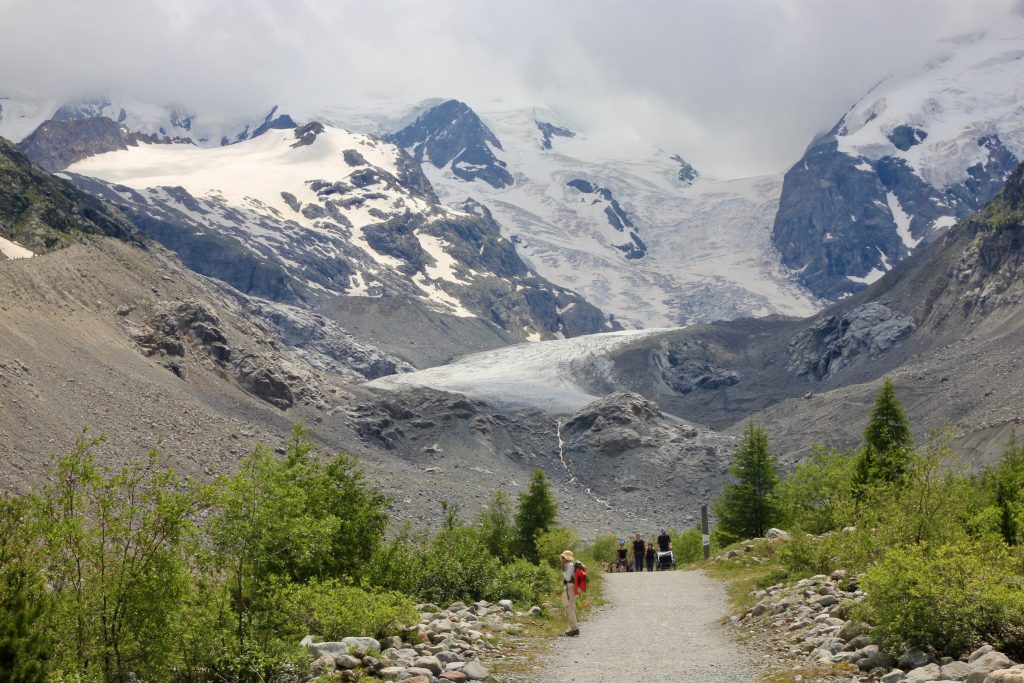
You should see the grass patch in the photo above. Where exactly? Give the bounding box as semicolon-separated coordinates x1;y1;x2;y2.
695;539;792;612
759;662;856;683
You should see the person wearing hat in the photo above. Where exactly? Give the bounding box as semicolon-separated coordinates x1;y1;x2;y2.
559;550;581;636
657;528;672;552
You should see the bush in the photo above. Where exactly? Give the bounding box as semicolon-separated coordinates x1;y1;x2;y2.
582;534;619;566
535;527;580;569
487;559;557;605
985;436;1024;545
477;490;517;562
778;532;835;576
278;579;417;641
404;527;500;605
672;528;705;564
0;495;49;683
39;435;205;683
859;538;1024;659
776;446;856;534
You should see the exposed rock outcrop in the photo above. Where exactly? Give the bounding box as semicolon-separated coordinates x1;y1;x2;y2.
0;137;142;253
536;120;575;150
788;302;915;380
386;100;513;189
132;300;306;409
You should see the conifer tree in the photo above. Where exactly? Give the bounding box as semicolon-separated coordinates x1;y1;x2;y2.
854;379;914;493
714;423;781;542
514;469;557;562
478;490;516;562
0;589;49;683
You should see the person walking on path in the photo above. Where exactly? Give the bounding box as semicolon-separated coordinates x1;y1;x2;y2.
644;542;656;572
657;528;672;552
559;550;581;636
632;533;645;572
616;539;629;572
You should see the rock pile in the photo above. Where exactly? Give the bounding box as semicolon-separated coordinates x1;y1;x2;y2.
301;598;540;682
735;571;1022;683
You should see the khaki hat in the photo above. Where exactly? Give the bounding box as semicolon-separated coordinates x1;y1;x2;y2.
560;550;575;562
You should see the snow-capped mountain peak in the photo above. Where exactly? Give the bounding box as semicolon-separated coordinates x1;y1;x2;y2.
386;99;514;189
772;20;1024;299
60;120;614;339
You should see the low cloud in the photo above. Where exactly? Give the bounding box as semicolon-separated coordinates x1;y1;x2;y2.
0;0;1017;176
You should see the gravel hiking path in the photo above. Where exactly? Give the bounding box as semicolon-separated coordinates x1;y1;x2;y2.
534;570;757;682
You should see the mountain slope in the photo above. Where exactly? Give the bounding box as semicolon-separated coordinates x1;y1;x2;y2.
0;136;141;256
0;138;647;533
773;24;1024;299
386;101;819;327
379;161;1024;467
7;94;821;329
51;121;615;347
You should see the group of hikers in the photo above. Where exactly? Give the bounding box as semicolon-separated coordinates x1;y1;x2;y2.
556;529;673;637
613;528;673;573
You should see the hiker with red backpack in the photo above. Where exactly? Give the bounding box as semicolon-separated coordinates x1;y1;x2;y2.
558;550;587;636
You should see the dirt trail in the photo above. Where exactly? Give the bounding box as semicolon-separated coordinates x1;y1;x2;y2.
535;570;757;682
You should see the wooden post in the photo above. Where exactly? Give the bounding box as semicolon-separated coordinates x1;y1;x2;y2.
701;503;711;560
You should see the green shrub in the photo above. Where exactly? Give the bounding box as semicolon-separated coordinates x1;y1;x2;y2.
477;490;517;562
368;525;555;606
278;579;417;641
778;532;834;576
535;527;580;569
859;538;1024;658
582;534;619;566
672;528;705;564
364;527;421;597
776;446;856;534
39;434;206;683
0;495;49;683
984;436;1024;545
487;558;557;605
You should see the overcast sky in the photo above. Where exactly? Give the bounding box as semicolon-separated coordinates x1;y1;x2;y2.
0;0;1019;177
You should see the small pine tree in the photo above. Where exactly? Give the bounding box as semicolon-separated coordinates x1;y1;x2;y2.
989;435;1024;546
0;589;50;683
714;423;781;543
477;490;516;562
514;469;557;562
854;379;914;494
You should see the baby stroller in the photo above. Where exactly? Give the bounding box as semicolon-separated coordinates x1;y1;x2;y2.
656;550;676;570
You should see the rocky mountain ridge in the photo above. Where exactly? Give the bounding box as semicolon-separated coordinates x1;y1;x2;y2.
4;92;823;327
27;119;617;348
0;137;141;255
773;24;1024;299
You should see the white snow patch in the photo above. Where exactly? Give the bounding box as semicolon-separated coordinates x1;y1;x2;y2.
836;21;1024;189
411;273;476;318
417;233;470;284
886;192;921;249
847;268;886;285
0;236;33;260
68;126;401;230
855;161;874;172
932;215;957;230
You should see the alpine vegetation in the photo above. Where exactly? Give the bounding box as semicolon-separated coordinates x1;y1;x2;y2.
0;426;581;682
